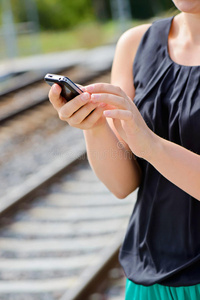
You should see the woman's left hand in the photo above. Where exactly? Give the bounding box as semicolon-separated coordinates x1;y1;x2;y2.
85;83;156;160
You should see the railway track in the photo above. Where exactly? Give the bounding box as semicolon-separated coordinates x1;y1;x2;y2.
0;66;110;125
0;152;136;300
0;45;115;124
0;67;111;197
0;47;136;299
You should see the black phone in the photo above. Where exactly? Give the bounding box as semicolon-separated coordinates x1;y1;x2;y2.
44;73;83;102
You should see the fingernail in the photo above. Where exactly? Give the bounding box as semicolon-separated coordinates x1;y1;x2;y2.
104;110;111;117
52;84;60;93
91;94;100;101
81;92;90;101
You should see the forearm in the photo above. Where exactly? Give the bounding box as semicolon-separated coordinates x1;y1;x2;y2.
147;134;200;200
84;121;141;199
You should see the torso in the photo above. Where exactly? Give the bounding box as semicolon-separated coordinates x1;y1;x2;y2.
119;16;200;287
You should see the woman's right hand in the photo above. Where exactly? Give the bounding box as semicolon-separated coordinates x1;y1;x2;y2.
48;83;107;130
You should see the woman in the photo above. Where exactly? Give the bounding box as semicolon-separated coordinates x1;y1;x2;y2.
49;0;200;298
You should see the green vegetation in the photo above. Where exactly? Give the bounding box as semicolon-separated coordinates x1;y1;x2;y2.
16;19;145;57
6;0;174;31
37;21;117;53
35;0;94;30
0;1;177;59
9;0;95;30
15;21;116;57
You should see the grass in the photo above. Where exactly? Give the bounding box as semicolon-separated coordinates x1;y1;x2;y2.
0;21;119;59
39;21;117;52
0;20;143;60
0;9;178;60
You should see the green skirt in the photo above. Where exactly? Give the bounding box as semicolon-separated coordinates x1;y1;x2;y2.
125;279;200;300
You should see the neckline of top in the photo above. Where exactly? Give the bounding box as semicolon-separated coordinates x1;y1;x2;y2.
166;16;200;68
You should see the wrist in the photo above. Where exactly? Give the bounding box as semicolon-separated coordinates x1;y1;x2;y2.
141;131;161;162
84;118;109;137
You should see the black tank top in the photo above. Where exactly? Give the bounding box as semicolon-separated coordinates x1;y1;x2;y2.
119;17;200;287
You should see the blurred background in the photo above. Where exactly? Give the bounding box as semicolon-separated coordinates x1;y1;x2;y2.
0;1;177;300
0;0;175;62
0;0;177;203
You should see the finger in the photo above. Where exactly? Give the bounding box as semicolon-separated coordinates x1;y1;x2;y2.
85;83;126;98
48;83;66;111
98;102;116;110
81;106;105;129
68;102;98;125
91;93;126;109
58;92;91;119
104;109;133;121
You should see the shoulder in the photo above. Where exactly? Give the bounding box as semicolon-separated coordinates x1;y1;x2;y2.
116;24;152;56
118;23;152;43
111;24;151;97
112;23;152;72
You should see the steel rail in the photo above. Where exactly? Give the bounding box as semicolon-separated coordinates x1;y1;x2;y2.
0;139;87;219
0;68;111;125
59;233;123;300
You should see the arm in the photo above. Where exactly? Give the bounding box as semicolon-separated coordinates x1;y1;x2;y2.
84;25;151;198
84;121;141;199
48;24;151;198
146;135;200;201
88;83;200;201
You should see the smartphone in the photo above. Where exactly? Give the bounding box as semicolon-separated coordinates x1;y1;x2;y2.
44;73;83;102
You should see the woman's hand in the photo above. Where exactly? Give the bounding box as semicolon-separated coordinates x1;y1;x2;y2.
48;83;107;130
85;83;156;160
